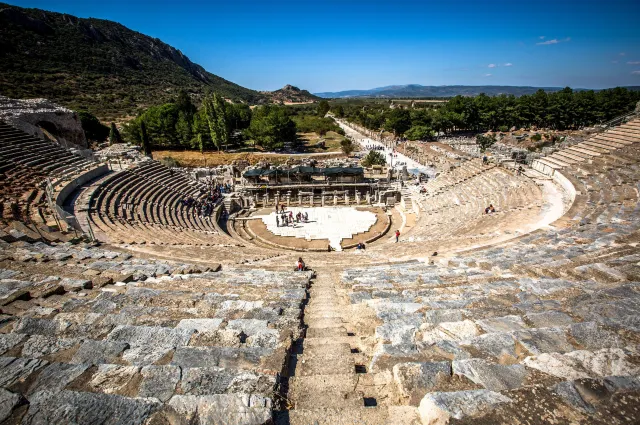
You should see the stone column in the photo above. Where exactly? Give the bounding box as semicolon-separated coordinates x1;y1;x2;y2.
333;191;338;205
255;193;260;206
321;192;326;207
344;192;349;205
355;191;361;204
264;192;269;206
309;194;314;207
298;193;303;206
275;191;280;207
286;191;291;207
365;191;370;204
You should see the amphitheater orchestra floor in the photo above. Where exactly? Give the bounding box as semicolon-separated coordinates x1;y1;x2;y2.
255;206;377;251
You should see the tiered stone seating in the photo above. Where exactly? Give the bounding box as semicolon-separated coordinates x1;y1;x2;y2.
406;159;544;248
0;238;311;424
534;118;640;174
0;120;103;240
88;160;230;245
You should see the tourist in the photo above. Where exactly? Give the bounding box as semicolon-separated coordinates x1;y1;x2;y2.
276;216;280;227
485;204;495;214
296;257;305;271
483;155;488;165
517;165;524;176
395;229;400;243
289;211;293;222
304;212;309;222
327;244;332;252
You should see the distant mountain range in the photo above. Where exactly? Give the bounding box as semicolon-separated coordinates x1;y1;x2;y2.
314;84;640;99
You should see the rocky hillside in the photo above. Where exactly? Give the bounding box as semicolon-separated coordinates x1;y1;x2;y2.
0;2;268;120
264;85;320;104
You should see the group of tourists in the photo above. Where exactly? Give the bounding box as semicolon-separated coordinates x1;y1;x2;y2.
181;195;218;218
275;204;309;227
484;204;496;214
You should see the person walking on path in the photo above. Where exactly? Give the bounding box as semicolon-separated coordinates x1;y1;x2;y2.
276;216;280;227
395;229;400;243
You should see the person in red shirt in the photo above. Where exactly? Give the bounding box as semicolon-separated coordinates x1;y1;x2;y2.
395;229;400;243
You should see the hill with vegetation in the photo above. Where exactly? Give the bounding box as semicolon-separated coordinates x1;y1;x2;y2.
264;85;320;104
0;2;268;121
315;84;640;99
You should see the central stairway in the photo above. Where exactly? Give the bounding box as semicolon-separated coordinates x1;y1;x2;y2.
286;269;420;424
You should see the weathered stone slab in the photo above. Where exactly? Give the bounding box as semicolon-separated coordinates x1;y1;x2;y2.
21;335;80;358
453;359;528;391
0;279;32;305
0;356;48;387
168;394;271;425
176;318;223;332
424;309;464;327
27;363;89;395
70;340;130;365
122;345;173;366
525;311;574;328
22;390;161;425
418;389;512;424
171;346;272;369
552;381;595;413
518;278;574;295
459;332;517;359
512;327;573;355
393;361;451;403
106;325;194;347
568;322;621;350
523;353;591;380
138;365;181;402
566;348;640;377
422;320;480;344
0;388;23;422
180;367;276;396
476;315;527;333
0;334;26;355
88;364;140;395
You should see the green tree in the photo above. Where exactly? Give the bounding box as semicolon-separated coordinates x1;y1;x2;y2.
140;120;152;157
247;105;297;151
340;138;355;156
405;125;434;141
317;100;331;117
361;150;386;167
108;122;122;145
476;134;496;153
77;110;109;142
384;109;411;136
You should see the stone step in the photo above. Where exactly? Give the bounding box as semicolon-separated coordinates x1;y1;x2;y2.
297;343;354;376
287;406;420;425
288;374;363;409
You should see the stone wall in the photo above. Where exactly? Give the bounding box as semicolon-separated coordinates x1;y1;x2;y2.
0;95;87;148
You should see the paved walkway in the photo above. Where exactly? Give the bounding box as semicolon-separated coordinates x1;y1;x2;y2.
256;207;376;251
336;120;436;177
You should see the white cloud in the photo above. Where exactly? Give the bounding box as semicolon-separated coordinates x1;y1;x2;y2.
632;71;640;75
488;64;496;68
537;37;571;46
503;63;513;67
628;61;640;65
539;36;545;40
484;73;492;77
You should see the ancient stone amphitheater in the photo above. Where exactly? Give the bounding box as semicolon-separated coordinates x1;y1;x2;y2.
1;115;640;425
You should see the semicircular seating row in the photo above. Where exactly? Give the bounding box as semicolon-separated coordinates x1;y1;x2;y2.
405;158;544;249
88;161;230;246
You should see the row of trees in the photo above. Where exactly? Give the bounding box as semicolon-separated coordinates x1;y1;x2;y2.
334;88;640;140
122;90;299;151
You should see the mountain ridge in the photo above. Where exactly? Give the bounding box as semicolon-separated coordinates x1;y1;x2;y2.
0;3;316;120
315;84;640;98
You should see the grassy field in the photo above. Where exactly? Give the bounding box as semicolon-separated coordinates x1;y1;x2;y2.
297;130;353;153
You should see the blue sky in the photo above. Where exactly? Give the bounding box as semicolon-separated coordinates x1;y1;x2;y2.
8;0;640;92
